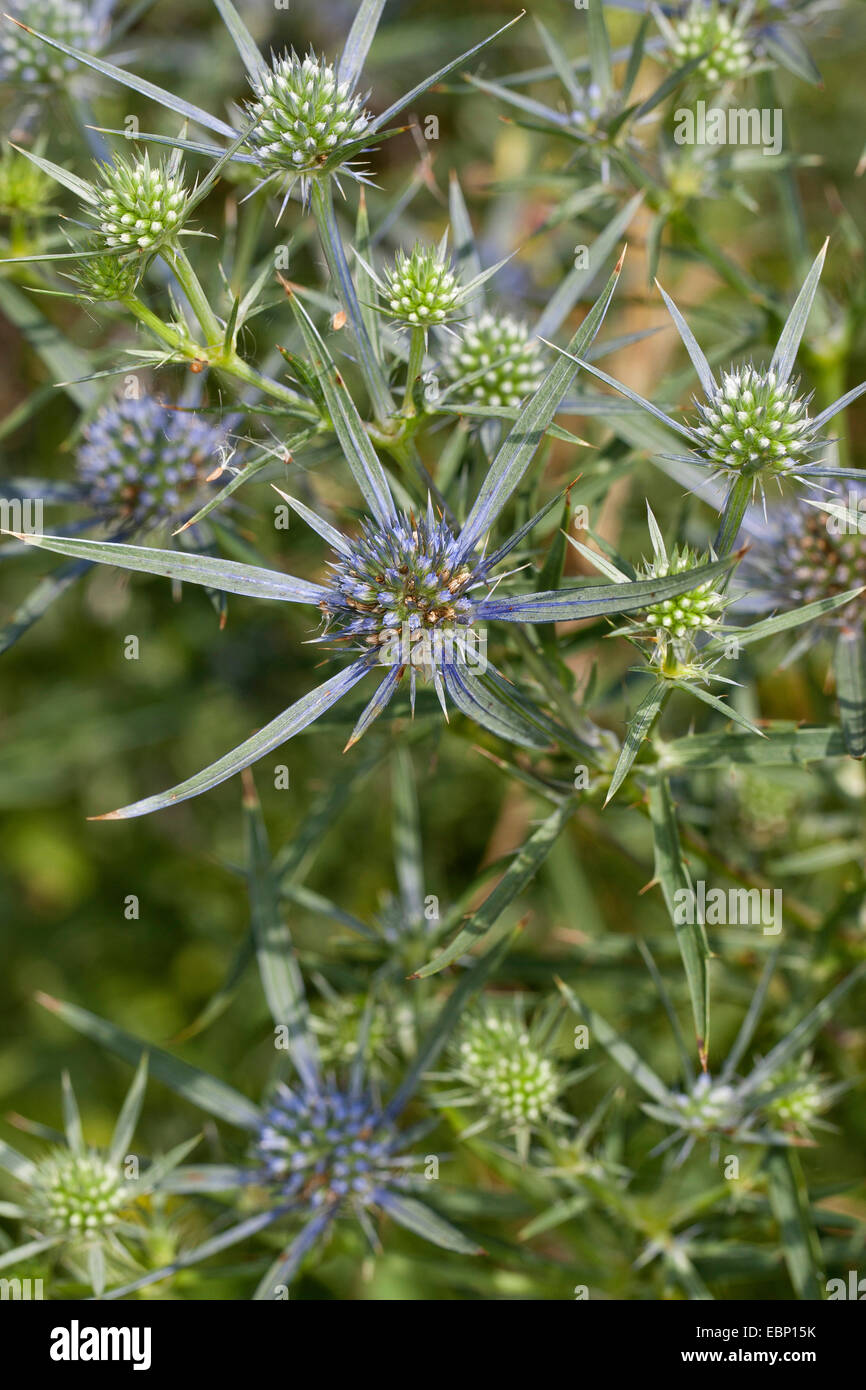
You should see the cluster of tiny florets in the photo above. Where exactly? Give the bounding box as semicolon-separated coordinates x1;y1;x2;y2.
693;366;815;478
0;146;53;218
453;1010;561;1129
254;1082;407;1207
72;253;141;302
445;314;545;409
671;1075;740;1132
91;156;188;254
763;1066;826;1131
639;547;725;640
27;1150;131;1236
1;0;99;85
746;491;866;629
245;51;370;178
383;245;462;326
77;397;226;530
324;512;475;651
668;3;752;83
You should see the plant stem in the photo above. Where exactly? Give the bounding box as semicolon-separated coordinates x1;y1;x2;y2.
310;178;393;424
714;474;752;558
124;296;320;422
162;244;223;346
402;327;427;418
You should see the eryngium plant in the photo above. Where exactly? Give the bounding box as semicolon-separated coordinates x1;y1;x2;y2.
14;260;741;820
0;1061;197;1296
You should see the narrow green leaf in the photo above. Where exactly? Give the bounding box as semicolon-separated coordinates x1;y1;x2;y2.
36;994;262;1130
648;778;710;1061
414;799;576;978
834;626;866;758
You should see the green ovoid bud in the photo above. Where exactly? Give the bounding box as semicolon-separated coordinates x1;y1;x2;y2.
445;314;545;408
245;51;371;181
27;1150;132;1237
92;154;189;254
383;244;462;327
668;3;752;84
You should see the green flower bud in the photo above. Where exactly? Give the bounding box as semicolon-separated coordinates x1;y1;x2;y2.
668;3;752;84
694;366;815;478
245;51;371;182
91;154;189;255
382;244;462;327
454;1008;561;1129
445;313;545;409
27;1150;132;1237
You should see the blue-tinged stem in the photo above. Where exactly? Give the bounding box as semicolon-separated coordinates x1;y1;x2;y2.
310;178;394;425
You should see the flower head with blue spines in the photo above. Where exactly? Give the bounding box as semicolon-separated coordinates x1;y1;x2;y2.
255;1081;410;1208
77;397;228;532
323;507;476;650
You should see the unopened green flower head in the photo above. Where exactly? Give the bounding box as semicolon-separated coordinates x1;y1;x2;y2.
765;1069;826;1130
694;366;815;479
91;155;189;254
454;1008;561;1129
27;1149;131;1236
0;146;53;219
383;244;462;327
637;545;726;641
72;253;141;302
668;2;752;84
1;0;99;86
445;314;545;409
245;50;371;181
671;1075;740;1132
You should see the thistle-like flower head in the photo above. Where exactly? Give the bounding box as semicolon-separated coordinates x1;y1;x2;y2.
636;544;727;643
694;366;816;480
445;314;545;409
323;507;476;656
0;144;54;219
762;1062;829;1134
740;485;866;632
381;243;463;327
669;1074;742;1132
90;153;189;255
77;397;228;531
71;253;141;302
244;50;371;189
255;1081;410;1209
454;1007;562;1130
1;0;99;85
665;2;753;83
26;1149;132;1236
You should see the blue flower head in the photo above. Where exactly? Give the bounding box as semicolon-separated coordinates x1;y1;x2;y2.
77;397;229;531
255;1080;411;1209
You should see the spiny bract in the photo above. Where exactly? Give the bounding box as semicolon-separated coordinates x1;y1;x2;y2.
245;51;371;179
77;397;227;530
445;314;545;409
